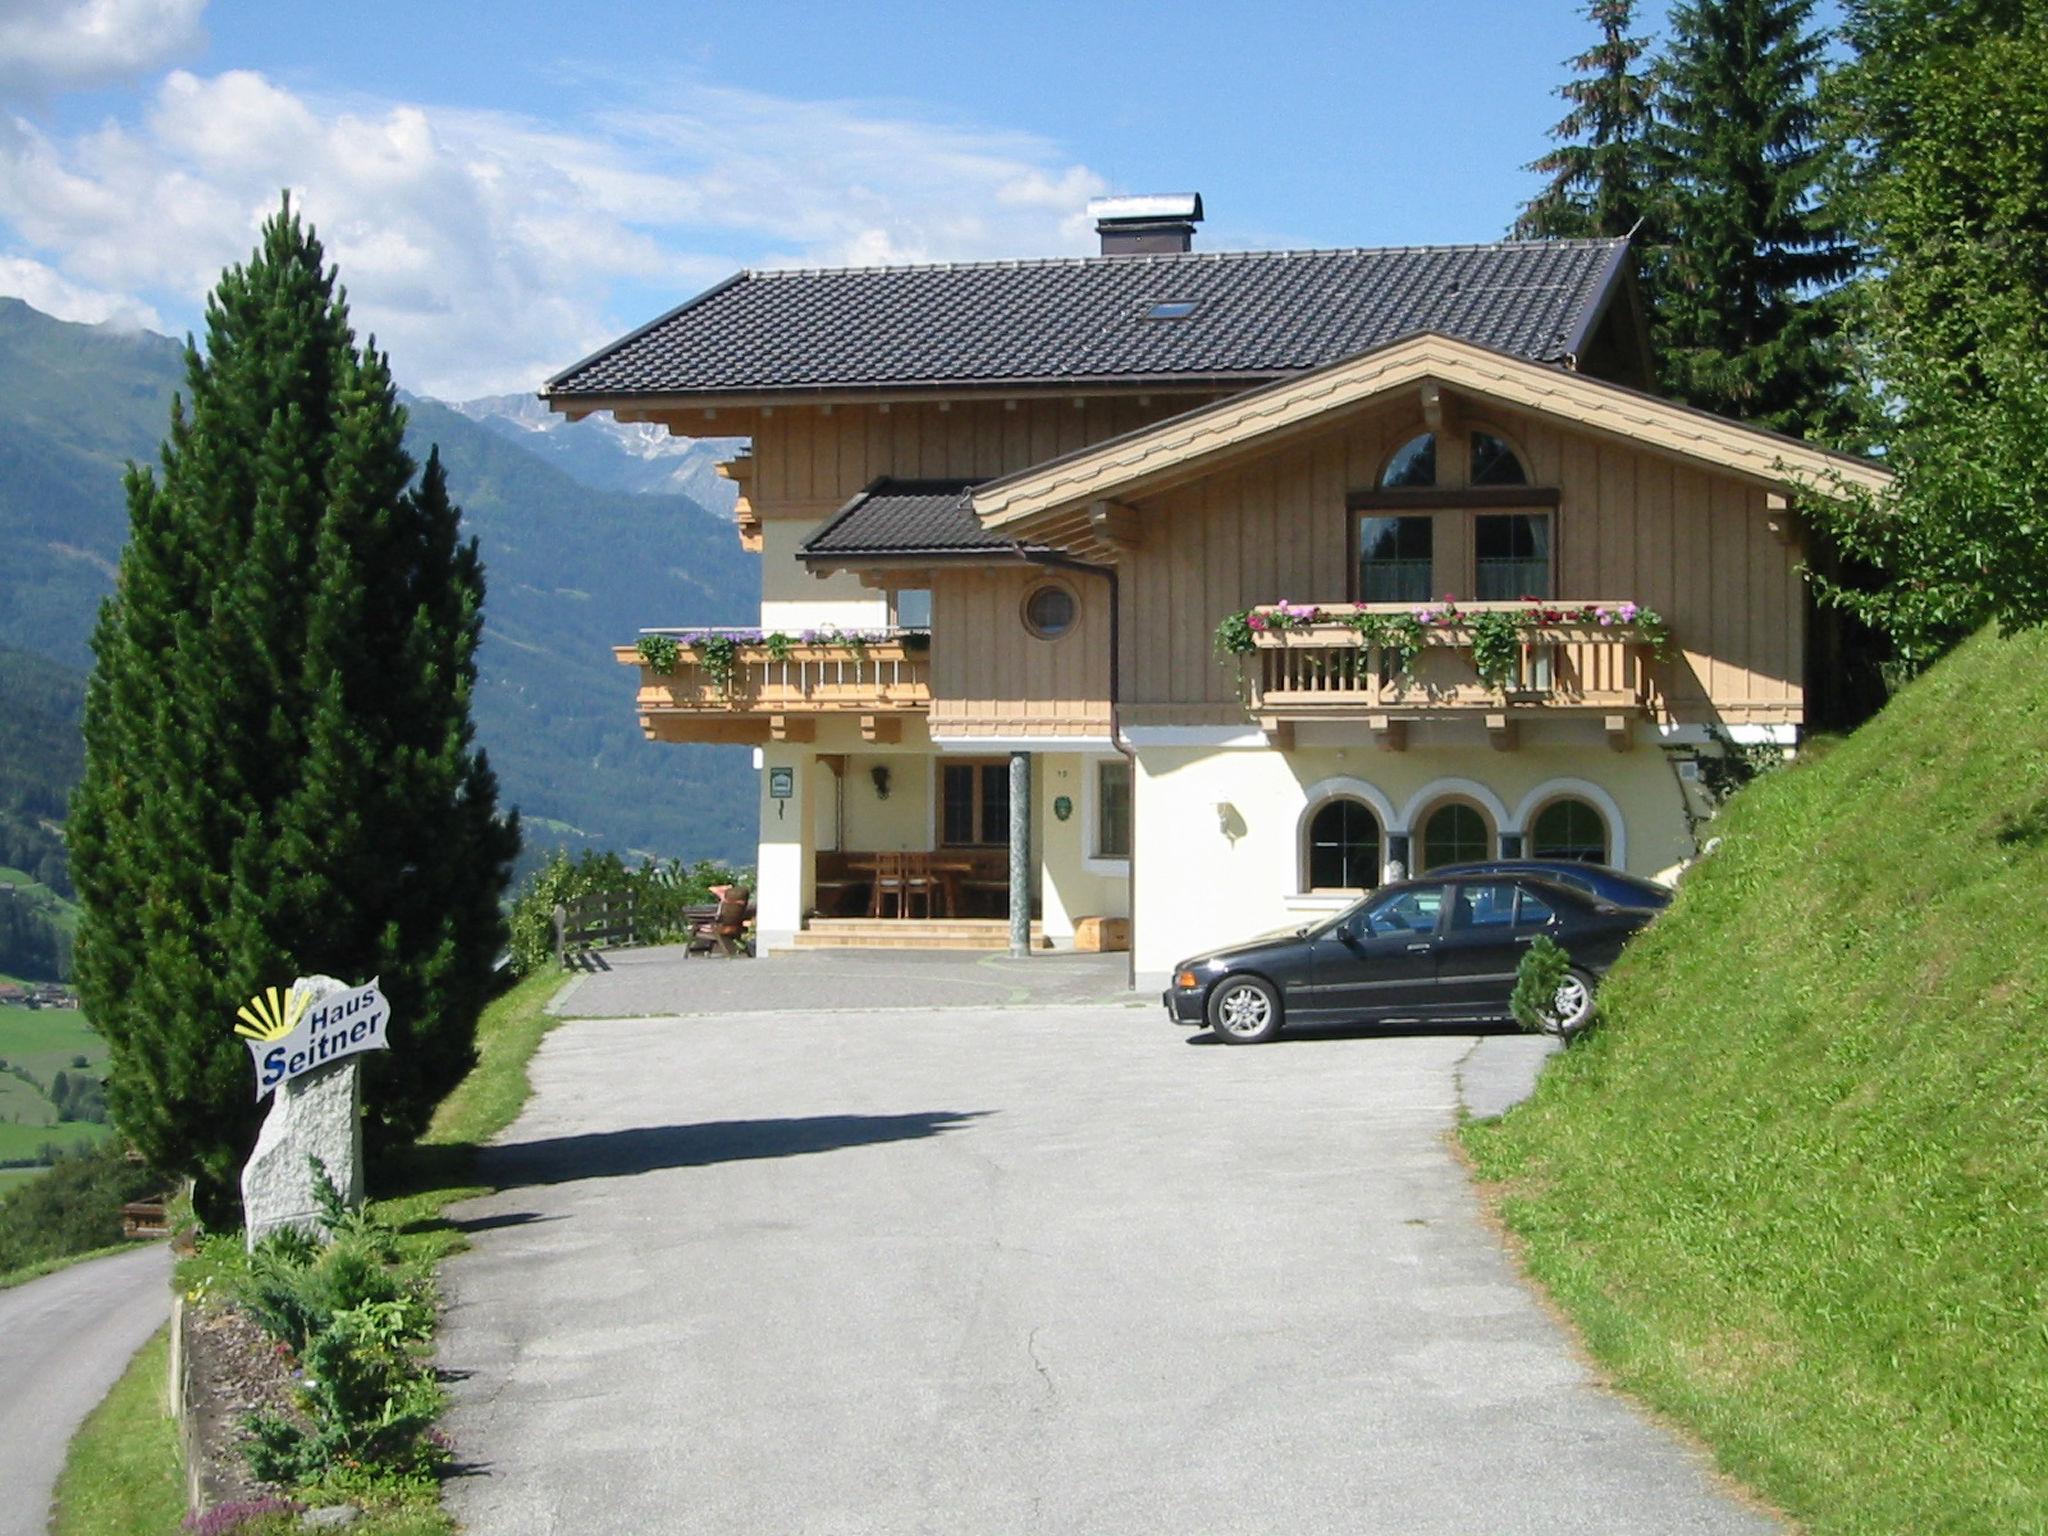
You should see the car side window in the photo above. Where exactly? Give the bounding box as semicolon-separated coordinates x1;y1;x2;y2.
1450;882;1516;930
1359;885;1445;937
1514;887;1556;927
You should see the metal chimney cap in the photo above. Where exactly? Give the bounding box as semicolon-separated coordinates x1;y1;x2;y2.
1085;193;1204;225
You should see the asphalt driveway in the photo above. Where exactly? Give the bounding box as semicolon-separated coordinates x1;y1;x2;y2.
440;990;1772;1535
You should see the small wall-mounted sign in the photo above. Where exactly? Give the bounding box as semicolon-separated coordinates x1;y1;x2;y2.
1052;795;1074;822
235;978;391;1100
768;766;795;800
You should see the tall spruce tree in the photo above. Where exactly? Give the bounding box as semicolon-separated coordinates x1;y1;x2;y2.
1648;0;1858;437
1515;1;1658;241
1811;1;2048;662
68;200;518;1216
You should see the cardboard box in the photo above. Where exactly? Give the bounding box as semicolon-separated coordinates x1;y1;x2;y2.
1074;916;1130;953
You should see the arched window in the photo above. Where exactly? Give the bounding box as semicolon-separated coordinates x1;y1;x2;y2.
1530;798;1608;864
1306;798;1382;891
1470;431;1528;486
1380;432;1436;488
1421;802;1490;871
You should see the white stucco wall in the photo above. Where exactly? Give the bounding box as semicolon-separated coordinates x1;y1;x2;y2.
1127;738;1695;985
1036;752;1132;941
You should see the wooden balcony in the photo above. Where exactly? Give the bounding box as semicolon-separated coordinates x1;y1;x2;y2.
1242;602;1659;751
617;628;932;744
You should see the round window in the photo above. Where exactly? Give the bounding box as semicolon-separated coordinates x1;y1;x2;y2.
1023;583;1077;640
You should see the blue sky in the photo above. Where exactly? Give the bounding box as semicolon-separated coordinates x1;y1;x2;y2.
0;0;1675;397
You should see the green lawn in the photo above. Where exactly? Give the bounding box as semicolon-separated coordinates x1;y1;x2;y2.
0;1004;106;1084
0;1120;106;1161
0;1069;56;1125
1464;624;2048;1536
0;1166;42;1195
50;1330;189;1536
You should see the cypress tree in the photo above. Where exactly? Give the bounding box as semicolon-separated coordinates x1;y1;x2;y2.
68;199;518;1217
1515;0;1658;241
1648;0;1858;437
1810;1;2048;662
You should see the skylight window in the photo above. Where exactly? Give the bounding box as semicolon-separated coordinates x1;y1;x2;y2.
1144;300;1198;320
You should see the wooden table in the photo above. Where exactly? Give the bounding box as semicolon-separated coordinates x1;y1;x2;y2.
847;856;976;917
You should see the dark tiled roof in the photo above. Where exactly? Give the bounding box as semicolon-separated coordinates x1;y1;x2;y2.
549;239;1629;397
802;479;1010;558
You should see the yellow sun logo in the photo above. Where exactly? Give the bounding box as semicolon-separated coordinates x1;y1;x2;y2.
234;985;310;1044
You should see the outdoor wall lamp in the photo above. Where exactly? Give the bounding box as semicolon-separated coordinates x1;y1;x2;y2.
1214;800;1243;841
871;765;892;800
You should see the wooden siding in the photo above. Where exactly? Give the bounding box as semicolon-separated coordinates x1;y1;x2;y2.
929;567;1110;738
741;397;1206;516
1118;399;1805;726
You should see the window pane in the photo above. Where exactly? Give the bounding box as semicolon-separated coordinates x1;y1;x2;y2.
1308;798;1381;890
1423;804;1490;870
1514;888;1556;927
1361;884;1443;935
1380;432;1436;488
1358;515;1434;603
1451;881;1517;929
1098;761;1131;859
893;588;932;628
1025;584;1076;639
1531;799;1607;863
1470;431;1528;486
979;763;1011;845
942;765;976;845
1475;513;1551;600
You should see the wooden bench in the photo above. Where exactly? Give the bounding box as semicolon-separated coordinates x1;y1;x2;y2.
121;1199;169;1239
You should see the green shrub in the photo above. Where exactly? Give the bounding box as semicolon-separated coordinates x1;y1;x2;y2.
0;1140;159;1275
1508;935;1576;1034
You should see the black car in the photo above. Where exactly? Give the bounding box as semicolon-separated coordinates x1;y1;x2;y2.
1428;859;1673;911
1163;874;1655;1044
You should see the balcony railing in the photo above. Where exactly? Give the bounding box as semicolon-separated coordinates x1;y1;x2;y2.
616;627;933;717
1242;602;1658;723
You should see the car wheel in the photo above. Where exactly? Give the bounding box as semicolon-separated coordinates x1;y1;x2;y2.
1543;968;1597;1036
1207;975;1282;1044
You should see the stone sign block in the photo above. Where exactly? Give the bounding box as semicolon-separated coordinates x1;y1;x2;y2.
240;975;365;1250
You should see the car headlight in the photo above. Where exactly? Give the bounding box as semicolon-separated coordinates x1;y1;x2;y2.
1174;969;1200;990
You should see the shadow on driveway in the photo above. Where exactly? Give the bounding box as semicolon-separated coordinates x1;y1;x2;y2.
475;1110;994;1190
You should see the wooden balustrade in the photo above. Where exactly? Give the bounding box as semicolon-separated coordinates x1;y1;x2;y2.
615;633;934;716
1243;603;1658;747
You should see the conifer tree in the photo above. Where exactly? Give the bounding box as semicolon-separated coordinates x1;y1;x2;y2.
1648;0;1858;438
68;200;518;1216
1515;0;1658;241
1811;1;2048;663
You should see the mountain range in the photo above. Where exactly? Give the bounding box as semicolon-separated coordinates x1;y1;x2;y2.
0;296;762;882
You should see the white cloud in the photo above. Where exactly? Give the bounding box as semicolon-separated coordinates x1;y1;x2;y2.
0;251;158;327
0;68;1106;398
0;0;205;102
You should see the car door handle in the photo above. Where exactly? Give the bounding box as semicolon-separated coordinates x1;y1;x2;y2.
1514;934;1537;944
1405;942;1433;953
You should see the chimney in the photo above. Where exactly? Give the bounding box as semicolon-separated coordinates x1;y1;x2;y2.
1087;193;1204;256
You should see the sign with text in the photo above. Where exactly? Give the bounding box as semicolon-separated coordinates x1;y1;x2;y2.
235;978;391;1099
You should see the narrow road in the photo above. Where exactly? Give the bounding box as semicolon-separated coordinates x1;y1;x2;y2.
0;1243;171;1536
441;988;1774;1535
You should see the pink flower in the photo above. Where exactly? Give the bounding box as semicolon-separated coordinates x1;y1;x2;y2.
1619;602;1640;622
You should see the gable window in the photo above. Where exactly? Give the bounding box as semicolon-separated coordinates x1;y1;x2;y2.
1306;798;1382;891
1357;515;1434;603
1530;798;1608;864
1381;432;1436;488
1421;802;1491;871
1095;760;1132;860
892;588;932;628
1470;431;1528;486
1475;513;1551;599
942;760;1010;847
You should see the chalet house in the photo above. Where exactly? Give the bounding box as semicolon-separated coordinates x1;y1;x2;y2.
544;195;1887;985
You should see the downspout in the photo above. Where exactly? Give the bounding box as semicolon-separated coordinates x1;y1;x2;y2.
1012;544;1137;992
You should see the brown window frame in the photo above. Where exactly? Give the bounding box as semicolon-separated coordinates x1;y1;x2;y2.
1345;488;1563;603
940;758;1011;848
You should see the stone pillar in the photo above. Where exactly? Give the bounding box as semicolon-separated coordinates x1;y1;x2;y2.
1008;750;1032;957
241;976;363;1250
1499;831;1525;858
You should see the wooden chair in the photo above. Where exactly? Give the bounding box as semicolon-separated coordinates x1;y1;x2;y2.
689;886;753;956
899;853;936;919
869;853;905;918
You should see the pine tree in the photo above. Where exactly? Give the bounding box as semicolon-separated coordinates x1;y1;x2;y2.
68;199;518;1217
1648;0;1859;437
1809;0;2048;662
1515;1;1658;241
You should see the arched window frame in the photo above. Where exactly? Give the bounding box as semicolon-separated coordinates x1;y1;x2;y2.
1510;779;1627;869
1295;777;1398;896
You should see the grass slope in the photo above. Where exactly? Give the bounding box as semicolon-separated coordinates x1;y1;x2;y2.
1465;624;2048;1535
50;1330;188;1536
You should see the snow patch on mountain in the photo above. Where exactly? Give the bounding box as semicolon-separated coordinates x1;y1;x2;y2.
444;392;745;516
